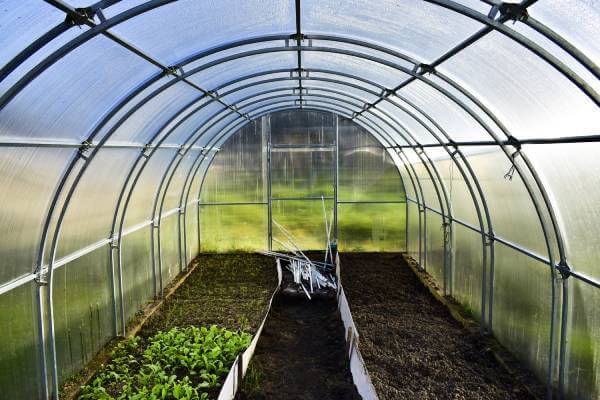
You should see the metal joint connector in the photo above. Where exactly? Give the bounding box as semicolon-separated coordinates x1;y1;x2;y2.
290;33;305;42
556;262;571;280
78;140;92;160
177;145;187;156
506;135;522;151
163;66;179;77
417;63;435;75
65;7;93;26
35;268;48;286
498;3;528;23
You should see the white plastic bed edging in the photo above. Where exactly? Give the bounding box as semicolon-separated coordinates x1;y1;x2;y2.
216;260;282;400
336;253;380;400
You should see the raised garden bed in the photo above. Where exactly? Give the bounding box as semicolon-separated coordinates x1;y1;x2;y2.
340;252;546;400
64;253;277;400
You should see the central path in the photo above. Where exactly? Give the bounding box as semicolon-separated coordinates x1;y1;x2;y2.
235;290;361;400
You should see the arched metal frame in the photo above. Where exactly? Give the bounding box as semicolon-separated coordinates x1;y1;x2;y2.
0;0;599;399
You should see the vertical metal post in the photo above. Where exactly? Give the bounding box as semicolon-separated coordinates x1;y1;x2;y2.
334;114;339;241
35;285;49;400
266;116;273;251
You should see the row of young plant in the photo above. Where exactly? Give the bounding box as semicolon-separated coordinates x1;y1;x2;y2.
79;325;251;400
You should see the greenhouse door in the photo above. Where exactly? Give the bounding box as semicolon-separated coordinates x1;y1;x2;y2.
268;116;338;251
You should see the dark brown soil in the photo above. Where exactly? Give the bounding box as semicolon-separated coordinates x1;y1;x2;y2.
340;252;545;400
140;253;278;337
235;274;361;400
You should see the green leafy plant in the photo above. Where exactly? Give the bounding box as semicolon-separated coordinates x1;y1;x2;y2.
79;326;251;400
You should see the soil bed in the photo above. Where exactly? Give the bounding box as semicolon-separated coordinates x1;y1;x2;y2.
68;253;277;399
235;268;361;400
340;252;545;400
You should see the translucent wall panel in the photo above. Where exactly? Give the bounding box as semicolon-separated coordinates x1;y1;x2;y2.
338;120;404;201
441;31;600;139
564;279;600;400
200;205;267;252
303;0;481;62
162;150;200;213
271;110;336;144
491;243;554;384
338;203;405;252
57;148;138;258
184;205;199;262
464;147;547;256
201;122;265;203
525;143;600;280
272;200;333;250
453;223;483;320
407;201;420;260
407;151;442;210
0;282;41;399
120;227;153;324
53;246;113;384
271;149;334;198
0;147;70;283
425;210;445;286
159;215;181;285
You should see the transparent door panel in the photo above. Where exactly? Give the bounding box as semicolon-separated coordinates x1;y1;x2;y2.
338;203;406;252
271;149;334;199
272;200;334;251
200;204;267;252
270;110;336;145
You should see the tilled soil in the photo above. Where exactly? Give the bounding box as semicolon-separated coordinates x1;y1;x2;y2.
235;277;361;400
341;252;545;400
140;253;277;337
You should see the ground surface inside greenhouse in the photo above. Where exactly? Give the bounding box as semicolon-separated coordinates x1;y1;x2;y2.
340;252;546;400
64;253;277;399
235;270;361;400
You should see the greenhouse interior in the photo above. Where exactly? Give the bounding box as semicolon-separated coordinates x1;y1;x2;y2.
1;0;599;399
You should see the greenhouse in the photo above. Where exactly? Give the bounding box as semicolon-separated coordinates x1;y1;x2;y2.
0;0;599;399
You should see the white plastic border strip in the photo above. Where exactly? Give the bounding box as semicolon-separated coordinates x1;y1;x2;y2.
217;259;283;400
336;253;380;400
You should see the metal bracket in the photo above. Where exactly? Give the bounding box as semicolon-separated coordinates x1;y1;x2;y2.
498;3;529;23
35;268;48;286
163;66;179;77
506;135;522;151
141;143;152;159
290;33;306;42
110;236;119;249
177;145;187;156
78;140;92;160
556;262;571;280
414;63;435;75
65;7;94;26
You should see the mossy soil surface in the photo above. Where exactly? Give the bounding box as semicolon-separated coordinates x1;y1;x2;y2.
341;253;545;400
68;253;277;399
235;268;361;400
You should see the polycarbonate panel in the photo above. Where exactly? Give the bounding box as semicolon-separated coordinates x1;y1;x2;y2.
304;0;482;62
221;81;299;106
303;51;410;89
0;282;41;399
425;210;445;287
110;0;295;66
395;80;490;142
159;214;180;284
564;279;600;400
162;150;202;213
491;243;554;384
406;150;442;210
271;149;334;198
124;148;178;229
441;31;600;139
407;201;420;260
107;81;202;144
163;102;230;145
426;148;480;227
0;35;159;141
374;101;439;144
183;205;199;262
187;52;296;91
338;203;406;252
57;148;138;258
0;0;65;68
525;143;600;280
463;147;548;256
272;200;333;250
271;109;336;144
120;226;153;324
452;222;483;320
338;120;404;201
0;147;70;283
307;81;380;103
53;246;114;384
201;122;266;203
200;204;267;252
529;0;600;67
